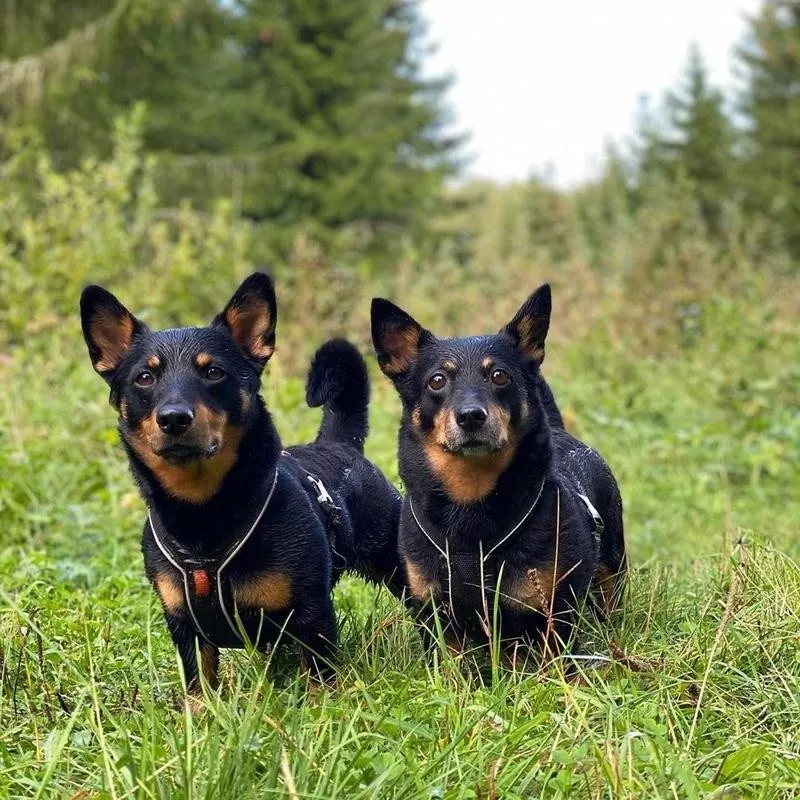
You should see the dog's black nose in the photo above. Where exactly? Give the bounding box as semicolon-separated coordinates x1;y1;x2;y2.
156;404;194;436
456;405;488;432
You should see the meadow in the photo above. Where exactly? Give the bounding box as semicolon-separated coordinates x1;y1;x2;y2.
1;131;799;798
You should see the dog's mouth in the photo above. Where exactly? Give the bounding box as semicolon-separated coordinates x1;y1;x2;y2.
153;439;220;465
440;436;507;458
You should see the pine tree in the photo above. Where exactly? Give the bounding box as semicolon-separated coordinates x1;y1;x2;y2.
737;0;800;254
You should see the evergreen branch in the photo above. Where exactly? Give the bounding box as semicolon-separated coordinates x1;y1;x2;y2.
0;1;128;109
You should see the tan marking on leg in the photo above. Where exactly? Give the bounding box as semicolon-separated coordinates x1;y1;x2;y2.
234;572;292;611
595;564;624;614
126;408;244;504
443;628;467;656
154;572;184;613
405;559;439;602
188;642;219;711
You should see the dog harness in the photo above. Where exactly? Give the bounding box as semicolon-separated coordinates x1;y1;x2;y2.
407;479;603;566
148;453;341;649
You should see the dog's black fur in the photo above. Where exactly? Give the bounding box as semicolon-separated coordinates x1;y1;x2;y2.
80;273;404;697
371;284;626;660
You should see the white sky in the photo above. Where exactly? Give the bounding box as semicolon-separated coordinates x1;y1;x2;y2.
422;0;762;186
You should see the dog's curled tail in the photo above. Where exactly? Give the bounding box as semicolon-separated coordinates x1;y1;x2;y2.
306;338;370;453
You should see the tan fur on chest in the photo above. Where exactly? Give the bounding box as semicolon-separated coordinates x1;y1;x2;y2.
234;571;292;612
154;572;184;613
422;408;517;504
502;566;556;614
405;559;439;602
127;408;243;504
423;444;517;504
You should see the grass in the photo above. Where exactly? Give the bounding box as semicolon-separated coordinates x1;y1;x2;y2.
1;282;799;800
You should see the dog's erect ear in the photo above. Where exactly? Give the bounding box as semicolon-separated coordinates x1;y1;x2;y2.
214;273;277;370
80;285;149;383
500;284;552;365
371;298;432;380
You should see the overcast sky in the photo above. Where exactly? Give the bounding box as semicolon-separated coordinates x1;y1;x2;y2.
422;0;762;186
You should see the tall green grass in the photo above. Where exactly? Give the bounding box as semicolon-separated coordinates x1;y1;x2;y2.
1;123;799;797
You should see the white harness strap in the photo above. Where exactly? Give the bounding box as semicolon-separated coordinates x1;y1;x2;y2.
148;465;279;646
408;475;548;564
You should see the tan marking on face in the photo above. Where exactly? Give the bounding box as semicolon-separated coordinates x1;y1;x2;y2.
234;572;292;611
503;566;556;614
410;406;423;429
154;572;184;613
120;399;129;420
487;405;511;443
381;326;420;376
442;360;456;373
91;311;134;373
146;355;160;371
239;388;252;415
226;303;274;361
421;408;516;504
195;352;211;368
481;357;494;370
127;406;244;504
405;559;439;602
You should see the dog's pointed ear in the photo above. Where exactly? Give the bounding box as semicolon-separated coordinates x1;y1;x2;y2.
500;284;551;365
213;272;277;371
371;298;432;380
80;285;149;383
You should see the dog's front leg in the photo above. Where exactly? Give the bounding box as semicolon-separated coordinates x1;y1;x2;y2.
165;612;219;710
291;598;338;686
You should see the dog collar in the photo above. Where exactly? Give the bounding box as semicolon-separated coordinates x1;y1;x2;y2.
148;465;280;649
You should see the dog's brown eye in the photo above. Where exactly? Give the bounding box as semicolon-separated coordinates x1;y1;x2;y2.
491;369;510;386
205;366;225;382
135;370;155;387
428;373;447;392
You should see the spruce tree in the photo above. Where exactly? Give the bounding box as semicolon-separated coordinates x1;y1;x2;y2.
663;45;736;232
212;0;461;242
737;0;800;254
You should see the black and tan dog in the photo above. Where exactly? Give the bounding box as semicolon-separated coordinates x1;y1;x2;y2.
371;285;626;662
80;273;404;700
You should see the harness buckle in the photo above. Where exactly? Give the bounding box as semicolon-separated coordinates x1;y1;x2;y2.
307;474;334;506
